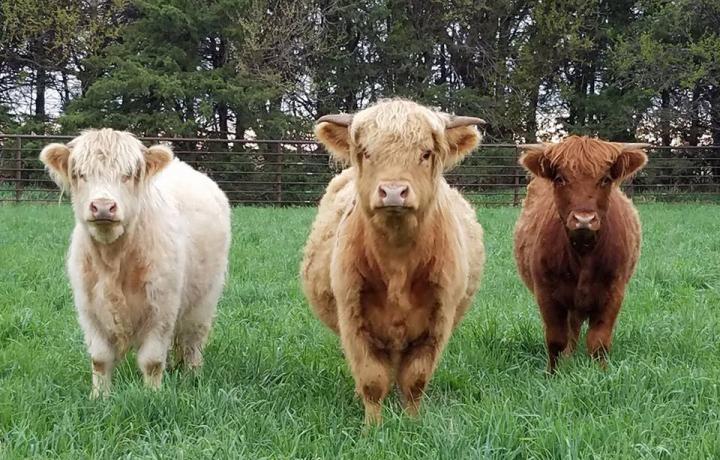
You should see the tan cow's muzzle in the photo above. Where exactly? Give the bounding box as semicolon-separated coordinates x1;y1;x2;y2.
375;181;416;210
378;182;409;207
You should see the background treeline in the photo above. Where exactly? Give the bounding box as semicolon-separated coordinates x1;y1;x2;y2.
1;0;719;144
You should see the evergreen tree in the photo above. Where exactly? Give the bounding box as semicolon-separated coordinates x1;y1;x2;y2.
0;0;717;144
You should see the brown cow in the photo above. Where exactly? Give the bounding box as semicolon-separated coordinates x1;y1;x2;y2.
301;99;486;425
514;136;649;372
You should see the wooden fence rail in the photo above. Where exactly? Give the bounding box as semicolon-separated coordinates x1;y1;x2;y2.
1;134;719;206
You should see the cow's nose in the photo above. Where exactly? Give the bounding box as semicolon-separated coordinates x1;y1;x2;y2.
569;211;599;230
378;183;409;207
90;199;117;221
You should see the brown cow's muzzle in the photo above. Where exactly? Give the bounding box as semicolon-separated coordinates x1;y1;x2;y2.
567;211;600;232
566;210;600;249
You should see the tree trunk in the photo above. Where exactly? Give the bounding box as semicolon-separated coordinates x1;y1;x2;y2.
61;71;71;106
709;85;720;146
660;90;671;146
35;65;47;121
708;85;720;186
525;84;539;142
568;66;587;129
214;37;229;139
686;85;702;146
217;103;229;138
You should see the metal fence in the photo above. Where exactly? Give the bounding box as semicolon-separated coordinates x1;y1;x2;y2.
1;134;719;206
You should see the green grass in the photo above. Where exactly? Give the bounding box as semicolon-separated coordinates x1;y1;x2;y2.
1;203;719;459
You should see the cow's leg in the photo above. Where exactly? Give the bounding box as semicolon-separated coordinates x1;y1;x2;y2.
397;308;453;416
173;290;221;371
397;339;439;416
338;313;392;426
350;346;392;427
563;310;584;357
87;332;116;399
586;291;623;367
537;291;568;373
137;322;174;389
334;273;392;425
340;322;392;426
173;320;210;372
77;308;117;399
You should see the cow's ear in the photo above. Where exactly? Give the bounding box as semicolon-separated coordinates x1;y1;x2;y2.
519;144;553;178
315;114;353;164
145;144;174;177
610;144;649;182
40;143;71;189
443;116;484;170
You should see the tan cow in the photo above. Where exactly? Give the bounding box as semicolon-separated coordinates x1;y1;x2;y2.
40;129;231;397
301;99;486;424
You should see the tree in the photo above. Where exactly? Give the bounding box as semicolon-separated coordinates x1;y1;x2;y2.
0;0;127;130
62;0;325;139
612;0;720;146
0;0;717;145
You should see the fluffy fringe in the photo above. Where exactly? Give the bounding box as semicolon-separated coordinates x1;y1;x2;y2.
545;136;623;177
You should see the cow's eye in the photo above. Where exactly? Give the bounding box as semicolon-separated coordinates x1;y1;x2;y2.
121;174;132;183
421;149;433;162
78;174;86;181
553;174;566;186
600;175;612;187
362;150;370;160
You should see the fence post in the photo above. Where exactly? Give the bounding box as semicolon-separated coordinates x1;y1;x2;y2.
15;136;22;203
275;142;283;204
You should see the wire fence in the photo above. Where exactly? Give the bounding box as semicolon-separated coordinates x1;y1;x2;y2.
1;134;719;206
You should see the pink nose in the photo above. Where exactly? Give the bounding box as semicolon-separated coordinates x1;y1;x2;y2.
378;183;409;207
569;211;599;230
90;199;117;220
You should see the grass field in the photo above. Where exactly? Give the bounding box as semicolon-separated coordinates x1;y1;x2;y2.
1;203;719;458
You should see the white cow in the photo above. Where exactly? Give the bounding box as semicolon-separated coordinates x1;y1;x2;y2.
40;129;231;397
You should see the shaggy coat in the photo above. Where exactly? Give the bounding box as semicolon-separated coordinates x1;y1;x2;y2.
301;99;486;424
514;136;649;372
40;129;231;397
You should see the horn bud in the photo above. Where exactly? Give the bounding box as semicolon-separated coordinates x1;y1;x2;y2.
446;116;486;128
518;143;546;151
620;142;652;151
316;114;353;127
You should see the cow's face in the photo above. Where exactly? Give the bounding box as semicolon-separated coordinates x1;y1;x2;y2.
315;100;483;223
40;130;173;244
520;139;648;250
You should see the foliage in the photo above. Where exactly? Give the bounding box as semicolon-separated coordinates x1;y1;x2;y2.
0;0;718;144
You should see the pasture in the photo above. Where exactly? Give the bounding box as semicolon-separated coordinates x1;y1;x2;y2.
1;203;719;458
